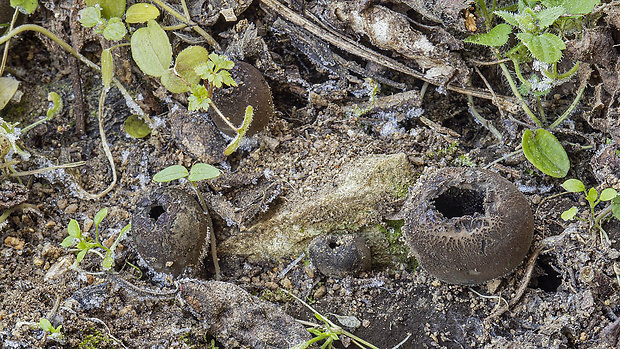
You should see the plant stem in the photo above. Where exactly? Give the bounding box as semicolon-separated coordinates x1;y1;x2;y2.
549;82;586;129
594;205;612;228
536;95;547;125
0;7;19;76
497;59;542;127
189;181;221;280
149;0;220;50
467;94;503;141
209;100;239;132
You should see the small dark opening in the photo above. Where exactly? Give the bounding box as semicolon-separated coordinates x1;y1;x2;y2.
149;205;165;220
530;256;562;292
433;186;485;218
328;242;339;249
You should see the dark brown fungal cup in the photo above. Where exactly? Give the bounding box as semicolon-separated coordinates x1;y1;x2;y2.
308;234;372;278
211;62;274;138
131;188;210;278
403;167;534;285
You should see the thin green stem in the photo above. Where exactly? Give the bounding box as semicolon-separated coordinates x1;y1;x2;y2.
512;59;530;87
498;59;542;127
149;0;220;50
209;100;238;131
467;94;503;141
535;95;547;125
549;83;586;129
0;7;19;76
594;205;612;228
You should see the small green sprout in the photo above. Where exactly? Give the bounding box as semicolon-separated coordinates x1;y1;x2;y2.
61;208;131;270
39;318;63;340
561;178;619;243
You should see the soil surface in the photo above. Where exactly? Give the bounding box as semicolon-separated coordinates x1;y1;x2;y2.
2;0;620;348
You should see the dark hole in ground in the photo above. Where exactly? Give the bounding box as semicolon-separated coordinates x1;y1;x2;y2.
530;255;562;292
149;205;165;220
433;187;485;219
329;241;339;249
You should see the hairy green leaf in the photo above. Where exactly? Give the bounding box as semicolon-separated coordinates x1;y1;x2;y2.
188;163;221;182
464;24;512;47
224;106;254;156
125;3;160;23
153;165;188;182
85;0;125;18
517;32;565;63
102;253;113;270
494;10;519;26
536;6;565;28
561;179;585;193
124;114;151;138
522;128;570;178
131;20;171;77
0;77;19;110
46;92;63;119
541;0;599;15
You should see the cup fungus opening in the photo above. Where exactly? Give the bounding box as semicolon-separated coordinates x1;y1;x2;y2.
149;205;165;220
433;186;486;219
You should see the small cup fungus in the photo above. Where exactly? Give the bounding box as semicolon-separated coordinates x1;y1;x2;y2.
403;167;534;285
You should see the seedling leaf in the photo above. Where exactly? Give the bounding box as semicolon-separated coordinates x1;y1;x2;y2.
175;46;210;86
153;165;189;182
536;6;565;28
464;24;512;46
125;3;160;23
46;92;63;119
188;85;211;111
188;163;221;182
161;69;190;94
94;208;108;227
131;20;172;77
561;206;577;220
76;249;87;264
522;129;570;178
600;188;618;202
0;77;20;110
85;0;125;18
61;236;75;247
224;106;254;156
612;196;620;221
101;49;113;88
561;179;585;193
78;6;102;28
10;0;38;14
102;17;126;41
587;187;598;202
67;219;81;237
516;32;565;63
102;253;113;270
124;114;151;138
39;318;52;332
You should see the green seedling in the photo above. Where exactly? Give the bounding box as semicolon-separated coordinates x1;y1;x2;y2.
39;318;63;340
561;178;619;243
465;0;600;178
352;78;379;117
61;208;131;270
153;163;222;279
286;290;382;349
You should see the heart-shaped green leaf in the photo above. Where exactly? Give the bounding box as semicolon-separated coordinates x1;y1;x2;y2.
131;20;171;77
125;3;160;23
522;128;570;178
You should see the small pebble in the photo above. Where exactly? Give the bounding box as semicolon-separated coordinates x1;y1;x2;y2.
56;199;67;210
431;279;441;287
4;236;25;250
313;285;327;299
65;203;78;214
265;282;278;290
83;218;94;232
280;278;292;290
33;256;45;267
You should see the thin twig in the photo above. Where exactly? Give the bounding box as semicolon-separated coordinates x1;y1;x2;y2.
0;8;19;76
10;161;86;176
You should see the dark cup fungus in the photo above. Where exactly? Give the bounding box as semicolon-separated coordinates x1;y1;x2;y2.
308;234;372;278
131;188;210;278
403;167;533;285
211;62;274;137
